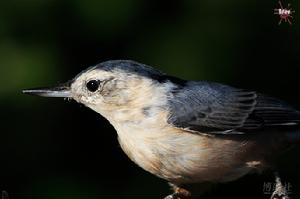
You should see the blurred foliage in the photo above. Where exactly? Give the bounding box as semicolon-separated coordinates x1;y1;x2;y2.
0;0;299;199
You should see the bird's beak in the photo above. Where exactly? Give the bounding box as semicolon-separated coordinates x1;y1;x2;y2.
22;81;72;98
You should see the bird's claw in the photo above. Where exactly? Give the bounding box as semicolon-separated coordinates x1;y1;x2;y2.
270;173;290;199
271;193;289;199
271;195;289;199
164;193;180;199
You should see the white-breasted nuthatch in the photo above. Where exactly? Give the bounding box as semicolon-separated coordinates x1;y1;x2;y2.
23;60;300;199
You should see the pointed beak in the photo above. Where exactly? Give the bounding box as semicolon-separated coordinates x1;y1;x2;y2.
22;81;72;98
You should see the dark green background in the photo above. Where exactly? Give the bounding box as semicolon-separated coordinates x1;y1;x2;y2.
0;0;299;198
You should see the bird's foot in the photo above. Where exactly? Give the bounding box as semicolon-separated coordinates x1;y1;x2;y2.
164;192;180;199
270;173;290;199
164;186;192;199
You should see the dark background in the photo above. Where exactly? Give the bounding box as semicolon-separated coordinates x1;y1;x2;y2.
0;0;300;198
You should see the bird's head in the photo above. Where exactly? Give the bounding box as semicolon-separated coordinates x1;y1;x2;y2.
23;60;180;122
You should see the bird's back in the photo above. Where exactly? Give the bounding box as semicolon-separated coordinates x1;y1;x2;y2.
167;81;300;135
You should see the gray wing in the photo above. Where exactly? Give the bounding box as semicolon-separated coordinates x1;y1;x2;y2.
167;81;300;134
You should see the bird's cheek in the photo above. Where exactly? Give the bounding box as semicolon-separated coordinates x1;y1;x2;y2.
102;93;130;106
71;93;92;105
71;96;84;106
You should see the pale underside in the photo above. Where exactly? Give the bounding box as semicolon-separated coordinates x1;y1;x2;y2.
111;107;273;185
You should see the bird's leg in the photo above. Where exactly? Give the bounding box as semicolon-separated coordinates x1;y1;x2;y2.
1;191;9;199
270;172;290;199
164;184;192;199
164;192;180;199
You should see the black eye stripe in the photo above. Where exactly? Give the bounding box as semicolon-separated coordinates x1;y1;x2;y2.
86;80;101;92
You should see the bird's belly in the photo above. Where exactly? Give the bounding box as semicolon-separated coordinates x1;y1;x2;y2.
117;128;264;185
148;133;257;184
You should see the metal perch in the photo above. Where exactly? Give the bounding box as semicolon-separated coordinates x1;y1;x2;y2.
1;191;9;199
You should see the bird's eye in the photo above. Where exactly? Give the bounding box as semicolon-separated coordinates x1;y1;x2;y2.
86;80;100;92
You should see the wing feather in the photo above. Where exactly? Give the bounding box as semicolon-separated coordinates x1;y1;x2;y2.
167;81;300;134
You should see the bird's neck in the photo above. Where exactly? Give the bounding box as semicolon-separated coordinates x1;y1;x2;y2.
94;80;176;132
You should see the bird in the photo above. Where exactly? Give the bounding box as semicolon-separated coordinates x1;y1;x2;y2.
23;60;300;199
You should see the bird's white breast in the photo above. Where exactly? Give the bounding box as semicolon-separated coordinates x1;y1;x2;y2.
111;112;257;185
